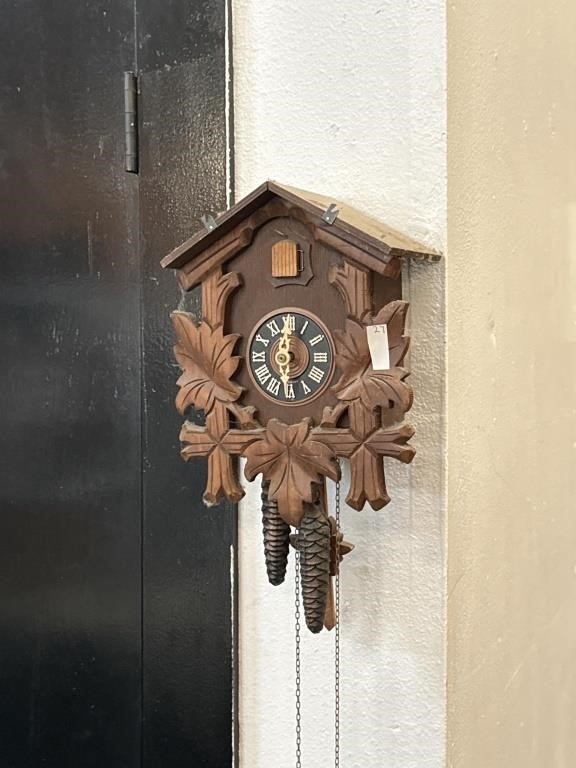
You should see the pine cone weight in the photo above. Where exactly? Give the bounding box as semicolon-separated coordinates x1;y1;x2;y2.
290;500;331;633
261;480;291;586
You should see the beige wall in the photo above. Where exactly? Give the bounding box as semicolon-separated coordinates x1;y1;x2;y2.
447;2;576;766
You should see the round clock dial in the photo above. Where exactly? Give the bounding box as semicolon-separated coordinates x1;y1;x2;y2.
247;308;335;405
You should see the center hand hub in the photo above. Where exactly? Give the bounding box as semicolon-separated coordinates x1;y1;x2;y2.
275;350;293;367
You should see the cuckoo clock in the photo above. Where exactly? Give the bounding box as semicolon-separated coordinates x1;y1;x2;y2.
161;181;439;634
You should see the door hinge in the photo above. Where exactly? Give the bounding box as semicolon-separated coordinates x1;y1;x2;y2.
124;71;138;173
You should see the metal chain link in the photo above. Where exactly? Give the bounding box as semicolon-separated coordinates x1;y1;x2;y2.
295;547;302;768
294;477;342;768
334;467;341;768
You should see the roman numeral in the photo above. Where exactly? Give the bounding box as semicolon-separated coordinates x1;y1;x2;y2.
299;320;309;335
310;334;324;346
282;314;295;331
308;366;325;383
301;381;311;395
255;334;270;347
255;364;271;385
286;383;295;400
266;377;280;396
313;352;328;363
266;320;281;336
251;350;266;362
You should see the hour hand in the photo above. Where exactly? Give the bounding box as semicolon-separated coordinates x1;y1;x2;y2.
280;364;290;397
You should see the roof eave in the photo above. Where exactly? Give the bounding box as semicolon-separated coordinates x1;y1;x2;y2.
160;181;441;285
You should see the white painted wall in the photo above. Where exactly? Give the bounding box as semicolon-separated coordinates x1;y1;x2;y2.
232;2;446;766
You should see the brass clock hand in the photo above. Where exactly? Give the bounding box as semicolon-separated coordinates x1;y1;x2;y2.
275;315;293;397
279;365;290;397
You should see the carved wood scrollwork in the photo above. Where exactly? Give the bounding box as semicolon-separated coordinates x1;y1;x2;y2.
171;259;415;632
171;268;255;505
172;260;414;518
323;265;414;509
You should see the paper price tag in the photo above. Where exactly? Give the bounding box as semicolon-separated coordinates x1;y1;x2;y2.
366;324;390;371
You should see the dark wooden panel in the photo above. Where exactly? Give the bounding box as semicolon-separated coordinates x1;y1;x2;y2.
137;1;236;765
228;220;345;424
0;2;141;767
138;0;227;73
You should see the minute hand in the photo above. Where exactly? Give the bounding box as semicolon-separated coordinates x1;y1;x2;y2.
276;318;293;397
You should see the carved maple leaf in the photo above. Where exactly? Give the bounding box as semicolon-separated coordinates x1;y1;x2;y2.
244;419;339;527
332;300;412;413
171;311;243;415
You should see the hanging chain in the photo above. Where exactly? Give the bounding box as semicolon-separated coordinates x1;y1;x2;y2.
295;547;302;768
295;476;342;768
334;466;341;768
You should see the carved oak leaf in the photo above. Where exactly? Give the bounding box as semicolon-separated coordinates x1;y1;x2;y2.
171;311;243;415
332;314;412;413
244;419;340;527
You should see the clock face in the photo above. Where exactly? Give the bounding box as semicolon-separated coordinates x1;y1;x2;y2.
247;308;335;405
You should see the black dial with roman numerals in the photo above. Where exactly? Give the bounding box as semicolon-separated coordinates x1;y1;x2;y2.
247;308;335;405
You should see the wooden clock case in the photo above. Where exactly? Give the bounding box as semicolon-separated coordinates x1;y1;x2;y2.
161;181;439;632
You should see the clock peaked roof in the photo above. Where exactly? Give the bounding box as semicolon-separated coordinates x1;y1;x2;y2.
161;180;441;290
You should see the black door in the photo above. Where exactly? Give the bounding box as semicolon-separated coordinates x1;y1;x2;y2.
0;2;234;766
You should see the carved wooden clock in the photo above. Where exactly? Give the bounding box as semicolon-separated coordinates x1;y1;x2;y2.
161;181;439;634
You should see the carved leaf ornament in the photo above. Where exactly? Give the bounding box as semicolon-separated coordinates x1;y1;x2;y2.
171;312;243;414
170;265;415;543
244;419;340;527
332;320;411;411
332;300;412;413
